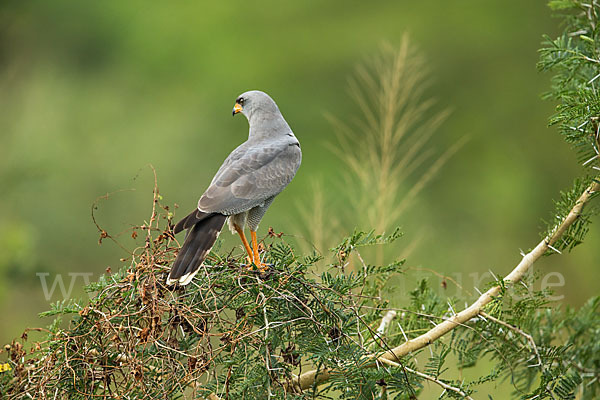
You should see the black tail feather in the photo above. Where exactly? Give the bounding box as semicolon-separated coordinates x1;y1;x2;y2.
173;209;212;234
168;212;226;285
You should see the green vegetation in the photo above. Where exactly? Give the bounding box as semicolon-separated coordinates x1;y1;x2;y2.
1;1;600;399
0;183;598;398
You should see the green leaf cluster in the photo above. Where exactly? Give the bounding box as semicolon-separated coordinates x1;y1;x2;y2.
538;1;600;250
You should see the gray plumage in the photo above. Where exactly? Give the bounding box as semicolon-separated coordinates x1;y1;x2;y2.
167;90;301;285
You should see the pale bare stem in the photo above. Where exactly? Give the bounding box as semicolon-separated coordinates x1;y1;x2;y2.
478;311;542;368
291;178;600;391
377;357;474;400
478;311;558;400
373;313;472;400
376;310;397;336
259;291;274;399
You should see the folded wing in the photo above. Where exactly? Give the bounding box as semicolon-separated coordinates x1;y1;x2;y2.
198;141;301;214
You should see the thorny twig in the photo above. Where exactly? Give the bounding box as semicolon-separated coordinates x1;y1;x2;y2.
375;309;474;399
478;311;558;400
292;178;600;391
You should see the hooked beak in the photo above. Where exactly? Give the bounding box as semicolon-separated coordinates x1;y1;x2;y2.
232;103;243;116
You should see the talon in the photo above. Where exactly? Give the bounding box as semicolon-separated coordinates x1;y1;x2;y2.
256;262;269;273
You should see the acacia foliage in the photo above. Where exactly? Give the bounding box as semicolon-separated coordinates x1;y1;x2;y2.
1;193;416;399
1;1;600;399
0;189;598;399
539;1;600;249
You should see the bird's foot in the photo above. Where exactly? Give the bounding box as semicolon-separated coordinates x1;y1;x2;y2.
255;261;269;273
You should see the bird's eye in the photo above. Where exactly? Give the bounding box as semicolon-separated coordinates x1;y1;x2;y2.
238;97;244;105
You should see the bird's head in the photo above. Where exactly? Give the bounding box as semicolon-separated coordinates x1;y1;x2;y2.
232;90;280;122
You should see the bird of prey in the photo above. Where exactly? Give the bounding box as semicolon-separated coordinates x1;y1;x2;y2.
167;90;301;285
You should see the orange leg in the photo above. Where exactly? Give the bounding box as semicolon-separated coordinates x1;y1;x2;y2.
234;224;254;267
251;230;268;271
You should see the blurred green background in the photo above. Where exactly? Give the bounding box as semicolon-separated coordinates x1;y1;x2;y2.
1;1;598;396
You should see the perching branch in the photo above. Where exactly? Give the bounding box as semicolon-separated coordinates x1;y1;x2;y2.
292;178;600;391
